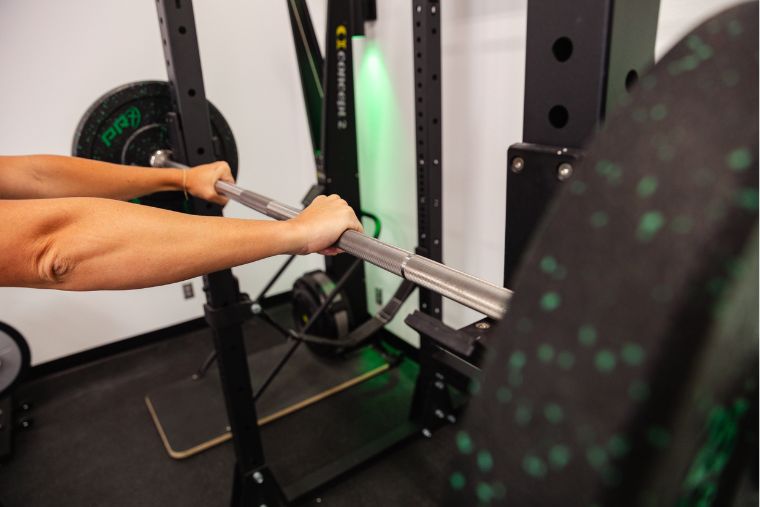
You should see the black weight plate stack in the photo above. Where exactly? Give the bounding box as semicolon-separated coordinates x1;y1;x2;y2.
72;81;238;213
0;322;30;398
292;270;353;356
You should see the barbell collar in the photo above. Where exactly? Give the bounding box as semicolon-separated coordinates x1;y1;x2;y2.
150;151;512;319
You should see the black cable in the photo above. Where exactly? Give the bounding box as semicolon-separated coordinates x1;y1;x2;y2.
251;214;379;395
192;351;219;380
193;255;296;379
253;257;362;401
257;310;292;338
255;254;296;303
194;209;381;380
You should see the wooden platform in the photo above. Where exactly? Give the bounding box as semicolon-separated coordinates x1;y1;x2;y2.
145;343;390;459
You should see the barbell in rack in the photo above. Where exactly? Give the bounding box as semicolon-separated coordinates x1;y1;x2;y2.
150;149;513;320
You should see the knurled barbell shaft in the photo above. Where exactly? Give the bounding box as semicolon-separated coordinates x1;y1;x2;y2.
150;150;512;319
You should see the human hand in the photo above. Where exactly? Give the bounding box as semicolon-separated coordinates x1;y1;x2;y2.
185;161;234;206
288;194;363;255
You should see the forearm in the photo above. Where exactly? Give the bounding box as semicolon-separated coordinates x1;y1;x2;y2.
1;198;301;290
0;155;183;200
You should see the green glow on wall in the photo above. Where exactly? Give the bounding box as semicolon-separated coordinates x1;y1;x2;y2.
353;39;419;346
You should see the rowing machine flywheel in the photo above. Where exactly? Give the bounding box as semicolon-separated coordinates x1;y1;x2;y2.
72;80;238;213
291;271;353;356
0;322;31;398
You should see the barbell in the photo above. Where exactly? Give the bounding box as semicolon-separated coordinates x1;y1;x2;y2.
150;150;512;319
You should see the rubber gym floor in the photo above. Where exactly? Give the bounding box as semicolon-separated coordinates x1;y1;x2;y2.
0;303;456;506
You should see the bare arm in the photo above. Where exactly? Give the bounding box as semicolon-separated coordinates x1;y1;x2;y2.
0;155;233;204
0;194;361;291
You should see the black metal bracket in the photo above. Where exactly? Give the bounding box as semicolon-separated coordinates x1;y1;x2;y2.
301;184;326;207
351;0;377;36
405;310;476;358
505;0;660;285
504;143;584;284
203;295;254;330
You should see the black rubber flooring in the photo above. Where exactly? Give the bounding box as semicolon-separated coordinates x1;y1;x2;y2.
0;305;455;507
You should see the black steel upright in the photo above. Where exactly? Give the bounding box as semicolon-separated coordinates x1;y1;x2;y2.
408;0;454;433
155;2;283;505
321;0;369;321
504;0;660;284
411;0;443;318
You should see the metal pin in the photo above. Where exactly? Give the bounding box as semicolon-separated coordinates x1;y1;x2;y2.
557;163;574;181
511;157;525;173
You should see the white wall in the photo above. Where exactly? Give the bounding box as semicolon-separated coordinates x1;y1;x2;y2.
0;0;739;363
0;0;323;364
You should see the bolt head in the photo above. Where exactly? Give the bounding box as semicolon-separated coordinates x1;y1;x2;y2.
511;157;525;173
435;409;445;419
475;321;490;330
422;428;432;438
557;163;574;181
252;471;264;484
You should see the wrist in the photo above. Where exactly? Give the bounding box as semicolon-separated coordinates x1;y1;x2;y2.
279;220;308;255
151;167;184;192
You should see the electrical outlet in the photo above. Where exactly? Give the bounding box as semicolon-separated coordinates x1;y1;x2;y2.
374;287;383;306
182;283;194;299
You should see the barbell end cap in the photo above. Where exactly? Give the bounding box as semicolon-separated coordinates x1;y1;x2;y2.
150;149;173;168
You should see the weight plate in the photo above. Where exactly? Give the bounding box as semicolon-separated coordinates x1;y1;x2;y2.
0;322;31;398
292;270;353;356
72;80;238;213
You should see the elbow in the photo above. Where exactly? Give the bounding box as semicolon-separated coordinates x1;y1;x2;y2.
34;239;76;288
